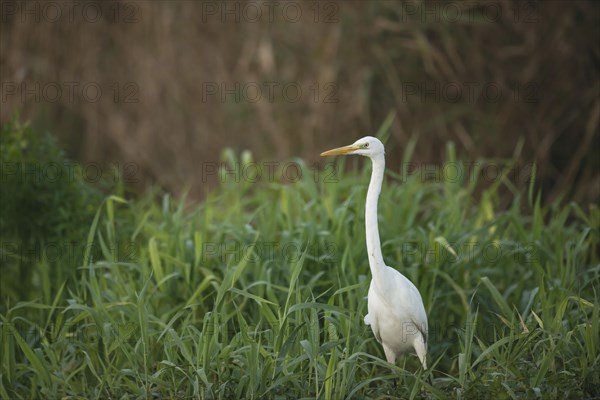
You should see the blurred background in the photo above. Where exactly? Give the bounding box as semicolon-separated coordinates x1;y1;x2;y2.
2;0;599;204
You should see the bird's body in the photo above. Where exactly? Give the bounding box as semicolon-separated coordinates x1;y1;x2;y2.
365;268;428;365
321;136;428;368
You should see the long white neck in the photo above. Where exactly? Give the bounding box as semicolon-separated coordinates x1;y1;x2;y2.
365;154;389;290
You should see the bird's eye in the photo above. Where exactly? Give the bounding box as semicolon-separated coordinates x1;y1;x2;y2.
364;143;369;148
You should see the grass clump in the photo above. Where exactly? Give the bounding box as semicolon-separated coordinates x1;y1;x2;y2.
0;140;598;399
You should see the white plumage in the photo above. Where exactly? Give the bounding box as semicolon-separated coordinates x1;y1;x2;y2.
321;136;428;368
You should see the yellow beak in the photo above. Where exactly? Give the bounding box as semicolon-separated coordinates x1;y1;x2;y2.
320;144;357;157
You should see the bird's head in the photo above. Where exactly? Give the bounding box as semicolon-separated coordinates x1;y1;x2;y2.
320;136;384;158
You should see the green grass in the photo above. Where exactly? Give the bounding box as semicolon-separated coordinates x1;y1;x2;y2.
1;144;598;399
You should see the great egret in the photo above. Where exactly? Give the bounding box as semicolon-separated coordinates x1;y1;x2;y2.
321;136;428;369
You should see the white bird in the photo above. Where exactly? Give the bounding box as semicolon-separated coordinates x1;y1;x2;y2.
321;136;428;369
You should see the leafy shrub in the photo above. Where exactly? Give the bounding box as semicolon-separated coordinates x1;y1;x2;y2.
0;117;102;303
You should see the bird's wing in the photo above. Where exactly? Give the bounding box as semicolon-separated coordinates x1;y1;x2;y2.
387;267;429;339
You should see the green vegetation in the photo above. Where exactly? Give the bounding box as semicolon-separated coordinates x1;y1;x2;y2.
0;118;103;301
1;127;598;399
